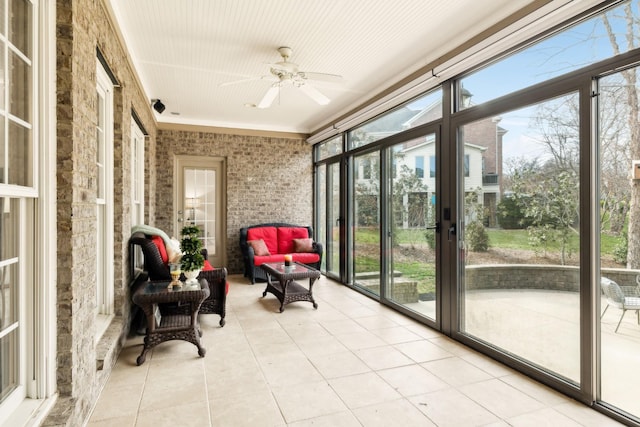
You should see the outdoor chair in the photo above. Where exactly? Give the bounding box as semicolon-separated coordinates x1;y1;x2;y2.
600;277;640;333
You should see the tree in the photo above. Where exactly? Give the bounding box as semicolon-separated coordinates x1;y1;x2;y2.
602;5;640;268
511;167;579;264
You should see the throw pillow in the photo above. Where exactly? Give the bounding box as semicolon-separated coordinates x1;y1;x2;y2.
292;238;313;253
248;239;270;256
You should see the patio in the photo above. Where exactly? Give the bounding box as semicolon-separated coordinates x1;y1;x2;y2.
87;275;625;426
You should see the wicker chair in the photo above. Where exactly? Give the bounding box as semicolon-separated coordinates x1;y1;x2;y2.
601;277;640;333
129;231;227;326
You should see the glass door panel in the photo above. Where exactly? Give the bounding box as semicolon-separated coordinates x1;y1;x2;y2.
352;151;381;296
327;162;341;278
460;94;581;383
388;133;437;320
598;68;640;418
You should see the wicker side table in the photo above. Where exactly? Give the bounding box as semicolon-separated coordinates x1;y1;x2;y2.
260;262;321;312
132;278;209;365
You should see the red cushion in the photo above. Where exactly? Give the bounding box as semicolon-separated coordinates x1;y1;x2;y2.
150;235;168;264
277;227;309;254
203;260;213;271
253;254;286;265
291;253;320;265
247;227;278;255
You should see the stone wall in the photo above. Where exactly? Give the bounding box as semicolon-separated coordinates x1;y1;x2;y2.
156;128;313;275
465;264;640;292
49;0;158;425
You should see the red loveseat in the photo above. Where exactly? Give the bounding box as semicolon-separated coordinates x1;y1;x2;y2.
239;223;323;284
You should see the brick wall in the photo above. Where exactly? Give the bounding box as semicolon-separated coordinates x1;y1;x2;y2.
156;128;314;274
48;0;157;425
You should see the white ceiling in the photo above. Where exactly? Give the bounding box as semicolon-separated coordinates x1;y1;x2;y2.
108;0;537;135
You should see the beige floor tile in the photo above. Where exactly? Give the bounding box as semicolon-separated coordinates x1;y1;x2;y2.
459;351;517;378
329;372;402;409
553;401;626;427
377;364;449;397
507;407;583;426
459;378;546;419
139;374;207;412
370;326;423;345
308;350;371;379
271;380;348;423
86;414;137;427
352;398;436;427
280;320;331;340
394;339;454;363
89;382;143;421
409;388;500;427
320;318;367;335
286;410;361;427
500;373;571;406
136;401;210;427
334;330;387;351
258;351;324;386
422;357;493;387
355;345;414;371
295;335;349;357
205;359;269;399
209;389;285;427
353;315;400;331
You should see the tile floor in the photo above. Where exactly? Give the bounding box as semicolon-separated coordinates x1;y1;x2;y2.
88;275;624;427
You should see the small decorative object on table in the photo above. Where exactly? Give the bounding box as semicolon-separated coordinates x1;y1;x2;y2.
284;254;293;272
169;263;182;289
180;225;204;285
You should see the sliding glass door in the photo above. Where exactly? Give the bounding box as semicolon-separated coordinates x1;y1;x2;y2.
387;132;439;321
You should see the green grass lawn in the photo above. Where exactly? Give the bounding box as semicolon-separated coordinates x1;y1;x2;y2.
349;227;625;296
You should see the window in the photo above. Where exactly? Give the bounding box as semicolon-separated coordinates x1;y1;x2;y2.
429;155;436;178
415;156;424;178
464;154;470;177
349;89;442;149
95;60;114;340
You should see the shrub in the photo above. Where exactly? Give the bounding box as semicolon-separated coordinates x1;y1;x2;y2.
613;234;628;265
466;221;489;252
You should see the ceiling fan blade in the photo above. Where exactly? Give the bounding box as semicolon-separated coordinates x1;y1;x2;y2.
298;71;343;83
257;84;280;109
219;75;275;87
298;82;330;105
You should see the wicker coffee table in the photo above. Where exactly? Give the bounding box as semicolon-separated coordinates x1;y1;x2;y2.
132;278;209;365
260;262;321;312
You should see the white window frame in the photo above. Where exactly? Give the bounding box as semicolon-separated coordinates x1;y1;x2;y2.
0;1;58;425
95;60;114;342
130;119;145;227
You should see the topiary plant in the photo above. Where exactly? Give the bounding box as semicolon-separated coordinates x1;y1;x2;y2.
180;225;204;272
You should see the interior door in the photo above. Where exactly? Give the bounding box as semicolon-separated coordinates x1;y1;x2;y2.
175;156;226;268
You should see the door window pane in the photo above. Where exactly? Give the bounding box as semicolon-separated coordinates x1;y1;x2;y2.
9;50;30;123
389;134;437;319
599;67;640;417
9;0;31;58
460;93;580;383
352;151;380;296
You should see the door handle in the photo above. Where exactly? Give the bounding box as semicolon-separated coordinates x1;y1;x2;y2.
448;224;456;241
425;222;440;233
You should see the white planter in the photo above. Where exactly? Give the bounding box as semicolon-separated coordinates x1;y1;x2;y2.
183;269;201;284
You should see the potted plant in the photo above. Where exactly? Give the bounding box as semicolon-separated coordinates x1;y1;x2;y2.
180;224;204;284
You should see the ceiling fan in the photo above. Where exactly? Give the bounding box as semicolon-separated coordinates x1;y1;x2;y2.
222;46;342;109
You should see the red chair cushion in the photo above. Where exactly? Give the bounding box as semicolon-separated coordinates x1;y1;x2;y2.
150;235;169;264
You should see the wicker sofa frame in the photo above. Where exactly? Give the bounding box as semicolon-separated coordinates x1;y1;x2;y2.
128;231;227;326
239;222;323;284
